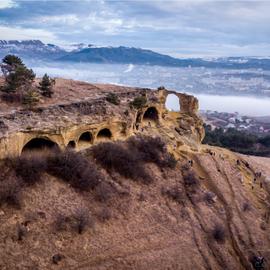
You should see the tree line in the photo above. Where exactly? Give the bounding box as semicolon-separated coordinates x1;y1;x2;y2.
203;124;270;157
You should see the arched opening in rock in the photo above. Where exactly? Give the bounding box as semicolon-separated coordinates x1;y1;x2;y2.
97;128;112;140
79;132;92;143
143;107;159;122
165;94;180;111
67;140;76;148
78;131;93;149
22;137;58;153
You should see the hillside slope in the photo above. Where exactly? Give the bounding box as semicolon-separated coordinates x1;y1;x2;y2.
0;80;269;269
0;141;270;270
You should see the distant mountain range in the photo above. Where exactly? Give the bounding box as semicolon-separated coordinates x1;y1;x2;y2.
0;40;66;60
1;40;270;69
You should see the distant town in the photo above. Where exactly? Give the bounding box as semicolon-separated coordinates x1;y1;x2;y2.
201;110;270;135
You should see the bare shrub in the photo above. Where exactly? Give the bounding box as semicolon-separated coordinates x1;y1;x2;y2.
47;150;101;191
128;135;165;162
97;207;112;222
53;213;69;232
91;142;151;183
242;202;251;212
183;171;199;191
204;191;216;205
127;135;174;169
212;224;226;244
94;182;113;202
161;186;184;204
53;208;93;234
16;223;27;241
12;152;47;185
0;176;22;208
72;208;93;234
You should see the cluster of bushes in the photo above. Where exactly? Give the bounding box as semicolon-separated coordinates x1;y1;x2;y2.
129;95;147;109
0;149;107;209
91;135;176;184
92;141;152;184
8;150;101;192
0;136;176;212
106;93;120;105
53;207;94;234
127;135;177;168
0;55;55;108
47;150;101;191
203;125;270;157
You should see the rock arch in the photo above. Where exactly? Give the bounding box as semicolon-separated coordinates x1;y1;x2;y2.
165;93;180;111
22;137;59;153
143;107;159;122
97;128;112;140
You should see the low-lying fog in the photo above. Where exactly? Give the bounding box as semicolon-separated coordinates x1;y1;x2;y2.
31;61;270;117
165;93;270;116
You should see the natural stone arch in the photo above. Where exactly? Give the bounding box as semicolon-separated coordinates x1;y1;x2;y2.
77;131;93;149
96;128;112;141
67;140;76;149
165;93;180;112
22;137;59;153
143;107;159;122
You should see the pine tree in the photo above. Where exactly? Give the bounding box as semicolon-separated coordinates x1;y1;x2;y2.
23;89;40;109
38;73;55;98
1;55;35;94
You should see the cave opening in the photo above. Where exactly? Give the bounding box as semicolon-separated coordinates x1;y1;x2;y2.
97;128;112;140
22;138;58;153
143;107;159;122
79;132;92;143
67;140;76;148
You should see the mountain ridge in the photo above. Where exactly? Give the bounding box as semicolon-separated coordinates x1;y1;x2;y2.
1;39;270;69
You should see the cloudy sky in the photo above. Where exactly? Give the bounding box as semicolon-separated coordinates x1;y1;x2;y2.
0;0;270;57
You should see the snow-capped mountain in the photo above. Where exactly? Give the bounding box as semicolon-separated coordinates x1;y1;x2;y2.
0;40;270;70
0;40;67;60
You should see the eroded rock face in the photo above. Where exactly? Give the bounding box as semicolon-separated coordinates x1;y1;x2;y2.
0;81;204;158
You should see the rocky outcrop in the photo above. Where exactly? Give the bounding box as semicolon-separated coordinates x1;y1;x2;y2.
0;81;204;158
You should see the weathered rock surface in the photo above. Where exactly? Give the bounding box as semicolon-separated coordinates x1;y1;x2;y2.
0;78;204;158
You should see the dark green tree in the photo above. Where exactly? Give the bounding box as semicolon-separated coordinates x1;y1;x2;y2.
38;73;55;98
1;55;23;77
106;93;120;105
1;55;35;94
129;96;147;109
